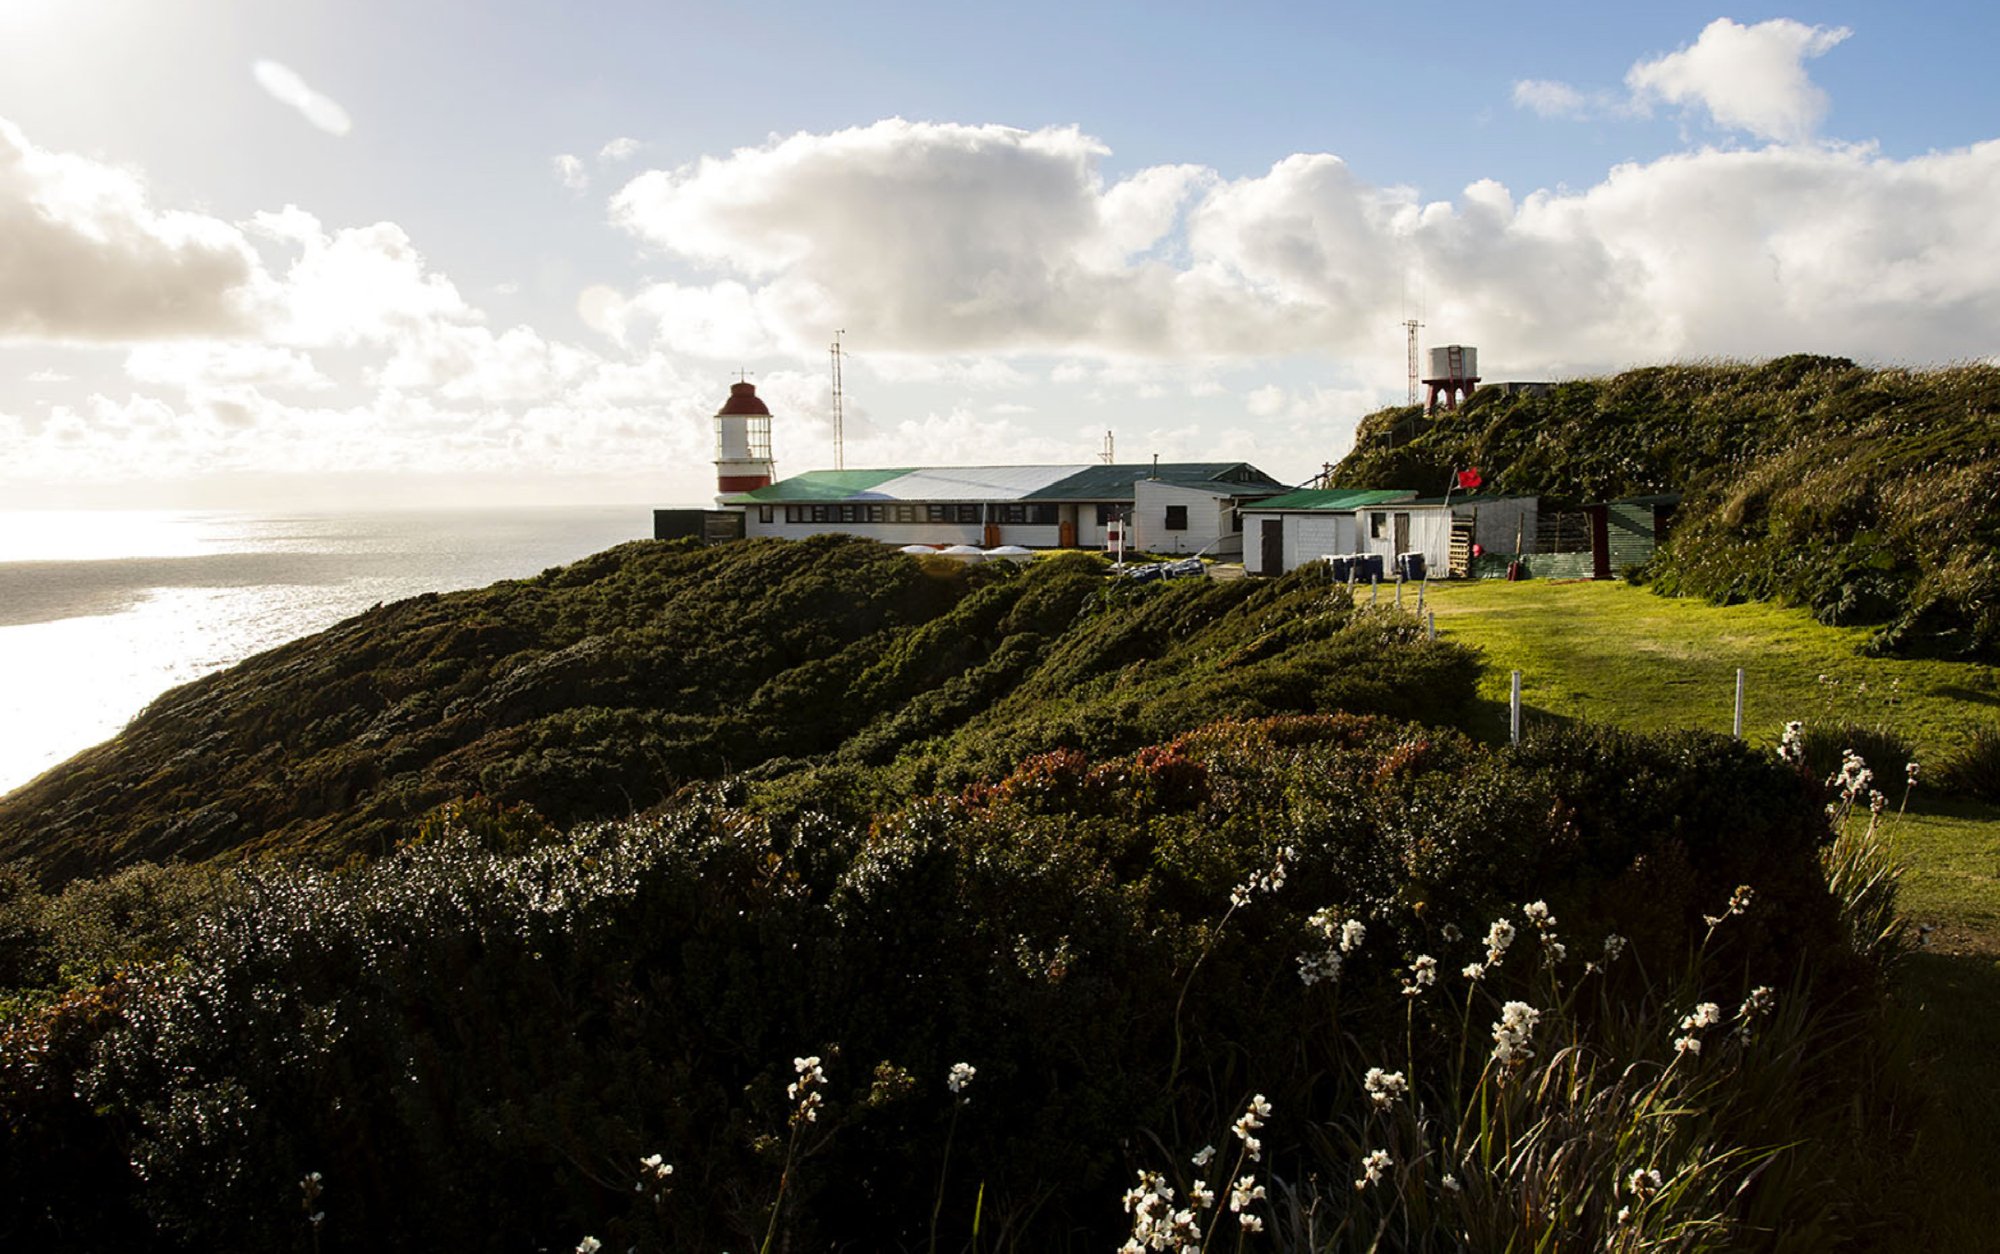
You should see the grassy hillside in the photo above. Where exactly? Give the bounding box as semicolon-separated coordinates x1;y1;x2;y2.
1332;357;2000;661
0;538;1476;884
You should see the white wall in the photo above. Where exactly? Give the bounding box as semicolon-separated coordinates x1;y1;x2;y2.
1133;480;1243;556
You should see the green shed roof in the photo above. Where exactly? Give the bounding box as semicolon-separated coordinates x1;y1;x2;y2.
1243;488;1418;511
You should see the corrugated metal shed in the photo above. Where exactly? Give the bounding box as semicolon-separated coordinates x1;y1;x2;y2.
1246;488;1417;511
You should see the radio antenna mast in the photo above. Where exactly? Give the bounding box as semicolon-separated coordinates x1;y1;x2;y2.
1101;429;1114;464
829;330;846;471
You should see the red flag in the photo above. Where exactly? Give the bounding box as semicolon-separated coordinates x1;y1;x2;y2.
1455;467;1484;490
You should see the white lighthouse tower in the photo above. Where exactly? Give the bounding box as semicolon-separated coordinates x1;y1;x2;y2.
714;380;775;502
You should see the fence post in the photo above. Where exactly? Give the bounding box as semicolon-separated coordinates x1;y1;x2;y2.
1396;578;1404;609
1733;668;1745;739
1427;610;1436;641
1510;670;1522;745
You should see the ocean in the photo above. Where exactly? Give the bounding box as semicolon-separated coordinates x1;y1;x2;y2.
0;508;653;797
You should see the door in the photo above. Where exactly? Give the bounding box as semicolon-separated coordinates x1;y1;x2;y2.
1260;519;1284;575
1392;512;1411;556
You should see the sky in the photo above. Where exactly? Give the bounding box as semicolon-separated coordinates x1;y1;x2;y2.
3;1;1998;510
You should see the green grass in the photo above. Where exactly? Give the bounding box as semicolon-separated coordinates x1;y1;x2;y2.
1419;578;1998;759
1417;576;2000;1248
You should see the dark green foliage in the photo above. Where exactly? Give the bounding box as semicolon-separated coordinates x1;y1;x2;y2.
1331;358;2000;661
0;542;1480;885
1938;722;2000;800
0;717;1854;1250
1795;721;1919;800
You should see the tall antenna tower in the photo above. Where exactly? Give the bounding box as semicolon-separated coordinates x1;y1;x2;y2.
829;330;846;471
1402;318;1424;407
1101;430;1115;464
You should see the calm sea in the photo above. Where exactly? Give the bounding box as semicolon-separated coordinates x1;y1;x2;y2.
0;508;653;797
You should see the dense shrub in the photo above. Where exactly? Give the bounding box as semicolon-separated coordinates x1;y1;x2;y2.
0;718;1881;1251
0;546;1480;884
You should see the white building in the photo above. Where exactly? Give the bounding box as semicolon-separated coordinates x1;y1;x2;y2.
1242;490;1540;577
723;462;1287;556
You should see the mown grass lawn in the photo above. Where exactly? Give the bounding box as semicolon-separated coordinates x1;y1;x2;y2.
1420;576;2000;1248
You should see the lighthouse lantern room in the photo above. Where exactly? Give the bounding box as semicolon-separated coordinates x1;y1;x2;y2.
715;381;775;501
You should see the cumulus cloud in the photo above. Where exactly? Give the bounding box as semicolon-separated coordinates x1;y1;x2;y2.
599;137;642;163
251;60;353;137
1627;18;1850;142
600;116;2000;377
0;117;266;343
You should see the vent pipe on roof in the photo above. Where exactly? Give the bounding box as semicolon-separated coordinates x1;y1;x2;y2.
1151;453;1159;480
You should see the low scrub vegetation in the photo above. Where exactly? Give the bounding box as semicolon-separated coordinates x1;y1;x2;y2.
0;541;1475;882
0;717;1921;1250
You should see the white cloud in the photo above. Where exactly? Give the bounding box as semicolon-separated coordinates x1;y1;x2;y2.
26;369;71;383
0;117;266;343
125;342;329;391
1512;79;1590;120
601;116;2000;378
251;60;353;137
1626;18;1850;143
552;153;589;192
598;137;642;163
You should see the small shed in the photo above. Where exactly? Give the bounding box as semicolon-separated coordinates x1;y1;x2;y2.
1238;489;1418;576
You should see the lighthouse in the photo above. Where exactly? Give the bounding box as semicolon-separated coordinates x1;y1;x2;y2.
714;381;775;502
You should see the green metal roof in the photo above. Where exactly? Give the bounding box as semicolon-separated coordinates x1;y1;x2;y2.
1244;488;1418;511
724;468;914;503
1024;463;1284;500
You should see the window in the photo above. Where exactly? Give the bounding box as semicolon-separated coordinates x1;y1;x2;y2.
1369;511;1387;540
955;504;981;523
1164;505;1189;531
865;504;886;524
1095;503;1128;526
1231;508;1241;534
759;506;774;524
894;505;919;524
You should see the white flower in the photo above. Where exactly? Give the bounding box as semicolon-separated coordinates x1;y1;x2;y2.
640;1153;673;1182
1229;1174;1267;1211
1674;1034;1702;1056
1191;1144;1216;1168
1355;1147;1392;1189
1626;1167;1663;1197
1340;918;1367;953
1462;961;1485;981
947;1061;977;1093
1232;1094;1271;1161
1617;1205;1632;1224
1679;1003;1721;1031
1779;720;1806;765
1491;1001;1540;1066
1402;954;1438;996
1441;923;1464;944
1190;1178;1216;1209
1523;900;1552;928
1239;1212;1265;1233
1543;940;1567;965
1484;919;1516;964
1441;1173;1461;1193
1907;760;1922;788
1363;1067;1408;1109
1602;933;1627;962
577;1239;602;1254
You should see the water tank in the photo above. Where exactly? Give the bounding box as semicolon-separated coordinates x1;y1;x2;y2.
1425;345;1478;382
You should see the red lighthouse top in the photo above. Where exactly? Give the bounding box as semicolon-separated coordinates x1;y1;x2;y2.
718;382;771;416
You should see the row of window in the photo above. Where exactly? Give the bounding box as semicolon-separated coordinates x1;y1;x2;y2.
780;503;1064;526
758;502;1245;533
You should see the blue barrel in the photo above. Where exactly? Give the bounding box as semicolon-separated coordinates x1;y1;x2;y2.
1360;553;1386;581
1400;552;1427;582
1328;555;1352;582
